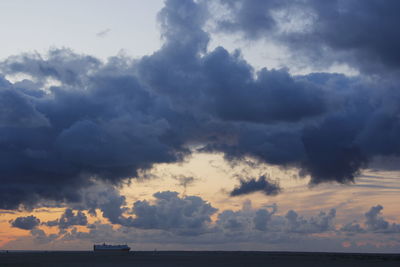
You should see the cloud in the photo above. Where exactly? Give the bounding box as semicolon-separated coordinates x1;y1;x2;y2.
216;200;277;233
214;201;338;239
174;175;197;188
0;89;50;128
364;205;400;233
285;209;336;233
44;209;88;229
6;190;400;252
253;207;277;231
126;191;218;236
340;221;366;235
230;175;281;196
96;28;111;38
212;0;400;73
10;215;40;230
71;182;128;225
30;228;58;244
173;175;199;195
1;0;400;210
0;48;188;209
0;49;101;85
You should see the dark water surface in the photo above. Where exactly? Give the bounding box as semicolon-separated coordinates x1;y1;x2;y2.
0;251;399;267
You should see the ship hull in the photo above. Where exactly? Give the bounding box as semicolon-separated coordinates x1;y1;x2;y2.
94;248;130;252
93;244;131;252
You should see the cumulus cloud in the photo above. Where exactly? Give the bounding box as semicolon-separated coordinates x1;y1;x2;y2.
9;189;400;252
10;215;40;230
126;191;217;236
340;221;366;235
216;201;277;233
230;175;281;196
285;209;336;233
71;182;128;225
44;209;88;229
29;228;58;244
1;0;400;210
126;200;400;237
253;207;276;231
0;48;188;209
364;205;400;233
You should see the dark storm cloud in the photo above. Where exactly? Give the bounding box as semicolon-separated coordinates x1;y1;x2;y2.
0;49;101;85
230;175;281;196
1;0;400;210
215;0;285;39
202;50;326;123
138;0;370;184
74;183;128;225
213;0;400;72
0;48;188;209
0;88;50;128
10;215;40;230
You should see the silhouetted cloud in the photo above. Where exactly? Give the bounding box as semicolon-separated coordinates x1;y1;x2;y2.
173;175;198;195
8;192;400;252
44;209;88;229
10;215;40;230
230;175;281;196
71;182;128;225
173;175;196;188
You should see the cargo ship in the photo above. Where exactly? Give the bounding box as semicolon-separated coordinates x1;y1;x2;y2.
93;243;130;252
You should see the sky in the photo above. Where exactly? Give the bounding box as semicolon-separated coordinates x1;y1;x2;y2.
0;0;400;253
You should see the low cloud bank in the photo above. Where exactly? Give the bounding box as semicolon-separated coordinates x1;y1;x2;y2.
11;192;400;242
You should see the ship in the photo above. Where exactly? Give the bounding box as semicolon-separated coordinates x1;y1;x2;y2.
93;243;131;252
